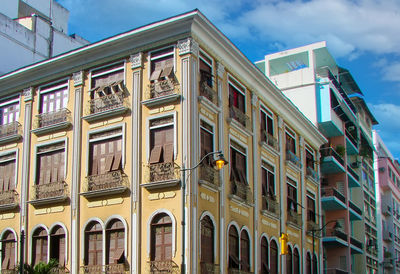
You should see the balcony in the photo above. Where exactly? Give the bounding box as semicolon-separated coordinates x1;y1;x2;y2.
382;204;392;216
347;165;360;188
350;236;363;254
0;122;22;144
80;263;127;273
199;77;218;106
261;195;279;218
306;166;319;182
0;190;19;211
228;106;251;133
82;170;129;198
383;259;394;269
320;147;345;174
323;228;348;247
321;187;347;210
200;262;220;274
383;230;392;242
229;180;253;205
345;130;358;155
324;269;348;274
286;150;302;169
287;210;302;228
142;162;180;190
147;260;179;274
198;164;220;189
142;79;180;107
32;108;72;135
30;181;69;206
83;92;129;122
260;131;279;151
348;200;362;220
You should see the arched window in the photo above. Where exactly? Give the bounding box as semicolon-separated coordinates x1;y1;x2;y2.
270;240;278;274
1;231;15;270
306;252;312;274
106;219;125;265
260;237;269;274
240;230;250;271
85;221;102;266
286;245;292;274
32;228;48;265
50;226;66;267
200;216;214;265
151;213;172;262
228;226;239;270
293;248;300;274
313;254;318;274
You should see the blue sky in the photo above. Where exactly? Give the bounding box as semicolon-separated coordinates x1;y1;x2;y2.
58;0;400;158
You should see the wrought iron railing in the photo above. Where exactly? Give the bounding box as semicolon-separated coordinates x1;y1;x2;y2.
0;121;21;139
350;236;363;249
199;80;218;106
85;170;128;192
306;166;319;181
200;262;220;274
286;150;302;168
347;164;359;181
32;181;68;200
261;195;279;217
148;260;179;274
230;180;252;204
80;263;126;273
345;129;358;148
349;200;362;216
145;79;179;100
321;187;346;204
146;162;180;183
199;164;220;187
229;106;251;131
307;221;319;233
320;147;344;166
87;92;128;115
35;108;71;129
0;190;18;206
260;131;278;151
383;230;392;241
227;268;254;274
287;210;302;227
1;269;17;274
323;228;347;242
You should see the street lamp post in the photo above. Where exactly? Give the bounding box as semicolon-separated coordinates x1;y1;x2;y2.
180;150;227;274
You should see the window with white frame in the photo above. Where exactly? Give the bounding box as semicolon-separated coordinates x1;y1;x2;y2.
260;107;274;143
149;47;174;82
0;97;19;126
307;191;316;223
199;51;213;88
149;116;174;165
1;230;16;270
0;152;16;194
287;178;298;212
230;141;248;201
200;120;214;166
228;79;246;128
305;146;315;170
285;129;296;154
39;80;68;115
261;161;275;198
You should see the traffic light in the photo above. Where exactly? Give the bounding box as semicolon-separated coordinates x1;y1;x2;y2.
280;233;289;255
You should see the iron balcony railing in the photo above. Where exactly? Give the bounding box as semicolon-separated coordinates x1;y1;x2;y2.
230;180;253;204
85;170;128;192
287;210;302;227
87;92;129;115
229;106;251;131
199;75;218;106
80;263;126;273
0;121;21;140
383;230;392;241
34;108;71;129
286;150;302;168
0;190;18;206
320;147;344;166
32;181;68;200
261;195;279;217
200;262;220;274
349;200;362;216
145;79;179;100
148;260;179;274
260;131;278;151
347;164;360;181
350;236;363;249
321;187;346;204
345;129;358;148
199;164;220;187
306;166;319;181
146;162;180;183
323;228;348;242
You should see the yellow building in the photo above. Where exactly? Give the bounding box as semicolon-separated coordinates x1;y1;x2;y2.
0;10;326;273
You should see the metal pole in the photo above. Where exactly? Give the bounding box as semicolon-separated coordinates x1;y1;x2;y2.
312;229;315;273
19;230;24;274
181;167;186;274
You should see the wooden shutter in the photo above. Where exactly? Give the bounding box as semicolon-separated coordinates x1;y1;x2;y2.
267;116;273;135
90;142;99;175
260;237;268;274
293;249;300;274
106;220;125;265
286;246;293;274
270;240;278;274
306;253;312;274
261;168;268;196
86;222;102;266
149;146;162;164
240;231;250;271
228;226;239;269
268;171;275;196
33;229;48;265
151;214;172;261
313;254;318;274
160;59;174;78
150;61;163;81
200;216;214;264
59;236;65;266
163;143;174;163
307;197;316;222
260;111;266;141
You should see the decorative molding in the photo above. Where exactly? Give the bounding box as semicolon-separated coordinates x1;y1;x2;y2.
0;213;15;220
130;52;143;69
34;206;64;215
278;116;284;129
200;192;215;203
230;205;249;217
87;198;124;208
251;94;258;106
148;191;176;201
73;71;84;87
23;87;33;102
217;62;225;78
299;136;304;147
177;38;199;56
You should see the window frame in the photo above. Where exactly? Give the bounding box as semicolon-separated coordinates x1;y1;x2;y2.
287;177;298;212
31;226;49;265
49;225;67;267
0;95;21;125
0;229;17;270
148;46;175;81
269;239;279;273
0;150;18;192
285;128;297;154
37;78;70;113
228;76;246;113
199;117;215;165
199;213;216;264
261;160;275;197
307;191;317;223
89;61;126;90
229;139;248;185
199;50;214;88
305;145;315;170
260;105;274;139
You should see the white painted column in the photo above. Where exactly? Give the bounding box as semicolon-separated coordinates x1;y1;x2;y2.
299;136;306;274
278;116;286;274
251;94;259;273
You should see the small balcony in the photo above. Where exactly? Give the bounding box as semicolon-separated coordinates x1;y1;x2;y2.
320;147;345;174
383;259;394;269
286;210;302;228
348;200;362;220
260;131;279;151
228;106;251;132
321;187;347;211
323;228;348;247
82;170;129;198
324;269;348;274
198;164;220;189
83;92;129;122
32;108;72;135
229;180;253;205
0;190;19;211
261;195;279;218
345;129;358;155
347;164;360;188
147;260;179;274
80;263;127;273
350;235;363;254
199;75;218;106
30;181;69;206
286;150;302;169
383;230;392;242
142;79;180;107
306;166;319;182
382;204;392;216
0;122;22;144
142;162;180;190
200;262;220;274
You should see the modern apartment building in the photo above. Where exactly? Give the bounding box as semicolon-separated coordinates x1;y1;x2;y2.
0;10;327;273
374;131;400;274
257;41;378;273
0;0;88;75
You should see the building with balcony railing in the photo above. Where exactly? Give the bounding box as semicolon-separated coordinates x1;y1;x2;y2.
0;11;327;274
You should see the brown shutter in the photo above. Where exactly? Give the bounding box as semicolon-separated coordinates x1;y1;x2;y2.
149;146;162;164
260;238;268;273
240;231;250;271
228;226;239;268
287;246;293;274
51;152;59;183
267;116;274;135
163;143;174;163
105;155;114;172
294;249;300;274
268;171;275;195
45;155;51;184
270;240;278;273
261;169;267;196
59;151;65;181
260;111;266;140
59;236;65;266
200;217;214;264
38;155;45;185
112;152;122;170
150;61;163;81
9;241;15;269
91;143;98;175
160;59;174;78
